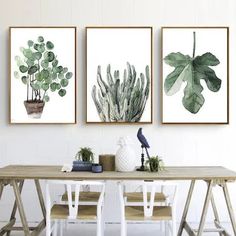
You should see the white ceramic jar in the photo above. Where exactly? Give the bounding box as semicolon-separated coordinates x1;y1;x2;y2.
115;136;136;172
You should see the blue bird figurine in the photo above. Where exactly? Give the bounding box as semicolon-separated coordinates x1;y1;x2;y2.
137;128;150;148
137;128;150;159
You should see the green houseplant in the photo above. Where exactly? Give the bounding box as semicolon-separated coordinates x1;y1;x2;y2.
73;147;94;171
14;35;73;118
75;147;94;163
146;156;164;172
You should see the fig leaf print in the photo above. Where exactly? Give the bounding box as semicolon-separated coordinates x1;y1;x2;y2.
164;32;221;114
14;36;73;119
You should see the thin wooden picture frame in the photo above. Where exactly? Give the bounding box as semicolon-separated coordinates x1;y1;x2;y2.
161;26;229;125
86;26;153;124
9;26;77;124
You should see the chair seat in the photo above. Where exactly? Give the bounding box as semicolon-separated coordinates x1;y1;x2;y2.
61;191;100;202
125;206;172;221
125;192;166;202
50;204;97;220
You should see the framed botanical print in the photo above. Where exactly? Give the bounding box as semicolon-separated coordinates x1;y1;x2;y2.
162;27;229;124
86;27;153;123
10;27;76;124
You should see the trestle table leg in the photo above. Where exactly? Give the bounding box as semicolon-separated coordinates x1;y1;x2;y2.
177;180;195;236
11;180;30;236
222;181;236;235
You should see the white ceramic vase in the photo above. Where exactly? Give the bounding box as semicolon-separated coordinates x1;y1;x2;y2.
115;136;136;172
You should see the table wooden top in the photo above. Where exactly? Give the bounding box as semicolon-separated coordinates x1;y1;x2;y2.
0;165;236;181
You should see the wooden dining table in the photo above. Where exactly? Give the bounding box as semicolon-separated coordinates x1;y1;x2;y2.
0;165;236;236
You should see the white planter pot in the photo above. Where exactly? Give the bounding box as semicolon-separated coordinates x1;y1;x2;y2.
116;145;136;172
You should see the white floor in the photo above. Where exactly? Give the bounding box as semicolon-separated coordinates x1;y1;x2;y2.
1;222;233;235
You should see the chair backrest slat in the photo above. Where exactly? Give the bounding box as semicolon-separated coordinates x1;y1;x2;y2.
46;180;105;219
66;184;81;218
118;180;178;217
143;184;157;217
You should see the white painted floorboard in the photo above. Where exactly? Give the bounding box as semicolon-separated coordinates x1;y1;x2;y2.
0;222;232;235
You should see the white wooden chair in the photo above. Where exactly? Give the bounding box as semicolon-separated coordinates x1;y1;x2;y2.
118;181;178;236
46;180;105;236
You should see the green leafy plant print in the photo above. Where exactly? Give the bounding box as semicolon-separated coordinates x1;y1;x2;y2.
91;62;150;122
164;32;221;114
14;36;73;118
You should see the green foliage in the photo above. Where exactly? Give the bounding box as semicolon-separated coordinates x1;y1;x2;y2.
60;79;69;87
38;36;44;43
34;44;45;53
75;147;94;163
19;65;28;73
57;66;63;73
58;73;64;79
44;95;50;102
56;83;61;90
31;82;40;90
23;49;33;59
35;72;43;81
58;89;66;97
91;62;150;122
145;156;164;172
52;60;58;67
46;41;54;50
28;65;38;75
41;83;49;91
15;35;73;103
164;32;221;114
26;59;34;67
34;52;42;60
15;56;24;67
41;60;49;69
44;51;55;62
21;76;28;84
14;71;20;79
28;40;34;47
50;82;57;92
66;72;73;79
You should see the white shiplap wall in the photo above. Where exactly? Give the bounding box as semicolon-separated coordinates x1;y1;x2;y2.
0;0;236;225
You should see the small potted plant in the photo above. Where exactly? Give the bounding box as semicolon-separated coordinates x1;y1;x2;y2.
73;147;94;171
146;156;164;172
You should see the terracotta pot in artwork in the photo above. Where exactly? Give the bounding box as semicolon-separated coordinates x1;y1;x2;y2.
24;100;45;119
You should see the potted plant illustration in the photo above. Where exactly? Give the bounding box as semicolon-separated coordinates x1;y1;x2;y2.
145;156;164;172
73;147;94;171
14;36;73;118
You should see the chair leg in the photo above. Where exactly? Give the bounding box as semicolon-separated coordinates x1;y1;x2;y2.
64;219;68;231
172;219;176;236
160;221;164;234
165;221;168;236
53;220;58;236
102;215;105;236
121;221;127;236
102;209;106;232
172;207;177;236
59;220;63;236
97;218;102;236
46;217;51;236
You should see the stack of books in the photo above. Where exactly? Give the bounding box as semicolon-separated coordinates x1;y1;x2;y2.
72;160;92;171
